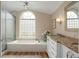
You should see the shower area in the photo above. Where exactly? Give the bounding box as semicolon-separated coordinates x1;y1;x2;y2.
1;6;16;51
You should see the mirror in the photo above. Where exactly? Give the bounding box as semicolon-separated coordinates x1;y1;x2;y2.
65;2;79;31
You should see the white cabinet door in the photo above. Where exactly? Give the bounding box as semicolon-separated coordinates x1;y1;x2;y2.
62;45;78;58
56;43;63;58
62;45;70;58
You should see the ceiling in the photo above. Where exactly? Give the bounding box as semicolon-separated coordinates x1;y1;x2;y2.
1;1;64;15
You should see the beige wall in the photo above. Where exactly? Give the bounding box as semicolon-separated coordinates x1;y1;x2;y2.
52;1;79;39
12;10;52;39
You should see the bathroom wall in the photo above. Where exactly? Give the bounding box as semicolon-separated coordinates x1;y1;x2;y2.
52;1;79;39
12;10;52;39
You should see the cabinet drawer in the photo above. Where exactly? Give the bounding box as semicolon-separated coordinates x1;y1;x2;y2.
47;39;56;46
48;44;57;55
47;47;56;58
48;42;57;52
47;37;57;45
47;40;57;52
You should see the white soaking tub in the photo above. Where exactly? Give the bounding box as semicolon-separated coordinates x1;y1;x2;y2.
7;39;47;52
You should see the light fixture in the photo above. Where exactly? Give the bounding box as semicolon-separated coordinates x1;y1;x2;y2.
24;2;29;10
56;18;62;24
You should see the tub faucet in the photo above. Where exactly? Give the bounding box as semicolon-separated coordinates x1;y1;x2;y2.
36;39;40;43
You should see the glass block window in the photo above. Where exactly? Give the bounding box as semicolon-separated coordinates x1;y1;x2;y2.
19;11;36;39
67;11;79;29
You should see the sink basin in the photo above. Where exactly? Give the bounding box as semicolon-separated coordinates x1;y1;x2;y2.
72;43;78;45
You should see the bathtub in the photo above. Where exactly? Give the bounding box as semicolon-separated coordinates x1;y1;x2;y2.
7;39;47;52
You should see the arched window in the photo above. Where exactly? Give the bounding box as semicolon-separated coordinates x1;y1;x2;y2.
67;11;79;29
67;11;78;18
20;11;35;19
19;11;36;39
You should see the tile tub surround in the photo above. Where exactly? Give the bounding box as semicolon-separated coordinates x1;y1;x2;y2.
48;34;78;53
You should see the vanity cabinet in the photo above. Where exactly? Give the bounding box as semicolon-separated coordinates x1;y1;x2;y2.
47;36;63;58
47;36;79;58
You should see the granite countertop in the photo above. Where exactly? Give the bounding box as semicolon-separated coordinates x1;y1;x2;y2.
48;34;78;53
